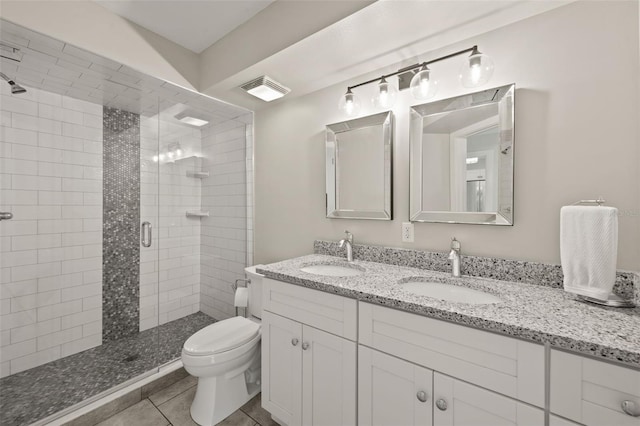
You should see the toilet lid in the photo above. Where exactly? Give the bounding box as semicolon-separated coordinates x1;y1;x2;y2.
183;317;260;356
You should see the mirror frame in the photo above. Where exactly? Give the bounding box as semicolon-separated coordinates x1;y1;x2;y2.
409;84;515;225
326;111;393;220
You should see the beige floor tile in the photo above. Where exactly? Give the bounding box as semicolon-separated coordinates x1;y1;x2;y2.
240;394;278;426
149;375;197;406
95;399;169;426
157;386;199;426
217;410;256;426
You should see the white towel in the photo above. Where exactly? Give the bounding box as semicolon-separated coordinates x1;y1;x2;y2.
560;205;618;301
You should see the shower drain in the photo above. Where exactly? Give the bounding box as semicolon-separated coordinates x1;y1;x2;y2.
123;354;140;362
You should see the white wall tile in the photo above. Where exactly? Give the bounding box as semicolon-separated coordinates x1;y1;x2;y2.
1;86;103;374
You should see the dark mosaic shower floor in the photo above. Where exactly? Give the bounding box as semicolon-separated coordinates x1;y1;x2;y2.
0;312;216;426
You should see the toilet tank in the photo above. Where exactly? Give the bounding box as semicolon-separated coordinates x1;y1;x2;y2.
244;265;264;320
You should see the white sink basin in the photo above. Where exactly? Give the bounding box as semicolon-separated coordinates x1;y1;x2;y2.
402;281;502;304
300;264;364;277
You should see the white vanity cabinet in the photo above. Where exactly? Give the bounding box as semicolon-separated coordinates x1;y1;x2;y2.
550;349;640;426
261;278;357;426
358;346;434;426
358;302;545;426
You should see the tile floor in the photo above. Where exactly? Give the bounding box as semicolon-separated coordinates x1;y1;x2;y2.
94;375;277;426
0;312;216;426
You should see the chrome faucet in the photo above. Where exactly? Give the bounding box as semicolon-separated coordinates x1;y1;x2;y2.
339;230;354;262
449;237;461;277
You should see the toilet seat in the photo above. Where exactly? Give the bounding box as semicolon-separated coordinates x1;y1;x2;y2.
183;316;260;356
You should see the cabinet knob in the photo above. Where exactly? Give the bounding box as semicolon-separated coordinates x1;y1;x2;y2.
291;338;299;346
302;342;310;350
416;391;428;403
621;400;640;417
436;399;448;411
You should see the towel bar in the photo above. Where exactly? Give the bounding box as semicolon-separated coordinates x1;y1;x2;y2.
571;198;606;206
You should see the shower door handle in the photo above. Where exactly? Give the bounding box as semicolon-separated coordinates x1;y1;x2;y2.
0;212;13;221
141;222;152;247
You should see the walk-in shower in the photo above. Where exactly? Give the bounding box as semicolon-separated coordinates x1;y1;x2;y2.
0;19;253;426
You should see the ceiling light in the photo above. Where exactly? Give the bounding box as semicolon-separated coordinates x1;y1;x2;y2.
240;76;290;102
174;111;209;127
178;116;208;126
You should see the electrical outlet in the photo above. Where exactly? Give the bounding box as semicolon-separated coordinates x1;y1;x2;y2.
402;222;414;242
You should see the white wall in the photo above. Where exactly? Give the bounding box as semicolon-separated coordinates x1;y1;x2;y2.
0;86;103;377
254;1;640;271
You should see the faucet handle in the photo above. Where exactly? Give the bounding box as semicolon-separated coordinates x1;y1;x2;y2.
344;230;353;242
451;237;461;251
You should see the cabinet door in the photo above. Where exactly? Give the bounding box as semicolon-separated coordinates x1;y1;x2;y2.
262;311;303;426
433;373;544;426
358;346;433;426
550;349;640;426
302;325;356;426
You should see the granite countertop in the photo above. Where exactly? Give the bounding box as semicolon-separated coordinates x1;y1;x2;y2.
257;254;640;368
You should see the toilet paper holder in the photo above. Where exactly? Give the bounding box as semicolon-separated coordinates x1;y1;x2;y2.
231;278;250;292
232;279;251;317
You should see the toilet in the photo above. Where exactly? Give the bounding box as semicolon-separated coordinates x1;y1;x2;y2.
182;266;264;426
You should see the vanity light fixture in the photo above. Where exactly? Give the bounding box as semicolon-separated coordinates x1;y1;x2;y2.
240;76;290;102
338;45;494;116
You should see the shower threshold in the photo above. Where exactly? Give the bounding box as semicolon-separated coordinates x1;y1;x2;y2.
0;312;216;426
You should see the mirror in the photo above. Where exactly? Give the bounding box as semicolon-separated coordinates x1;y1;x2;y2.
409;84;514;225
326;111;393;220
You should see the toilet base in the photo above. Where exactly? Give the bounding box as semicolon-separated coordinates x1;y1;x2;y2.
189;351;261;426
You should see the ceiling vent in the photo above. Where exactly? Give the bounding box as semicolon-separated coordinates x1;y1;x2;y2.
240;76;290;102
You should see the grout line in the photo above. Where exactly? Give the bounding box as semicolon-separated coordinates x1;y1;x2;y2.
148;398;173;426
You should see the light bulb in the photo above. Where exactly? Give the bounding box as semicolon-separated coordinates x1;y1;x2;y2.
152;155;159;162
338;88;361;116
459;48;494;88
158;153;165;162
409;65;438;100
176;148;183;156
372;77;397;108
167;151;174;159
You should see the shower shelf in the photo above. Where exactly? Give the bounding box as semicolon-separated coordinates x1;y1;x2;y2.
186;170;209;178
186;211;210;218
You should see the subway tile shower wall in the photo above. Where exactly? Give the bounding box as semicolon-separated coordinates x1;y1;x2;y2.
0;85;104;377
200;116;252;320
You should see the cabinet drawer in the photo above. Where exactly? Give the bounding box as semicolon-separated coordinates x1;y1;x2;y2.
359;302;544;407
263;278;357;340
550;349;640;425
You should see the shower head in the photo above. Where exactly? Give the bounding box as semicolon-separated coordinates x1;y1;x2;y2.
0;72;27;94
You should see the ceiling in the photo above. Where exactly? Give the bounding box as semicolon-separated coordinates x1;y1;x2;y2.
94;0;274;53
198;0;574;110
0;19;249;123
